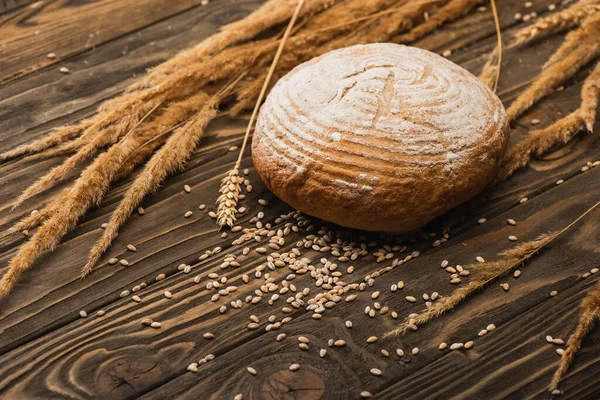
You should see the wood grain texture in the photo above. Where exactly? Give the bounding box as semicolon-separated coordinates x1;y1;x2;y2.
0;0;259;84
1;0;600;399
0;0;34;15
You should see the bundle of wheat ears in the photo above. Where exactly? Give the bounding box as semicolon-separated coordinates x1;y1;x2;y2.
2;0;600;393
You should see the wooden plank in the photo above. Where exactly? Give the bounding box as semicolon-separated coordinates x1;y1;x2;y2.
0;0;265;349
0;0;592;354
0;0;265;152
0;0;34;15
0;61;593;357
0;0;257;84
1;156;599;399
1;0;600;398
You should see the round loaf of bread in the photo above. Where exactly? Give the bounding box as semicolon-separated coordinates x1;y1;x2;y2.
252;43;509;233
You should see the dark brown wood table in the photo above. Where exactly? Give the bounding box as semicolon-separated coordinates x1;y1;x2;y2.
1;0;600;399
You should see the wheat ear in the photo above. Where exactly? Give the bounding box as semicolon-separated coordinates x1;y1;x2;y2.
0;124;88;162
581;61;600;131
386;199;600;337
385;232;559;337
216;0;305;228
0;128;163;296
513;0;600;46
550;280;600;392
395;0;485;43
497;111;585;181
11;99;163;209
506;38;600;121
81;85;236;277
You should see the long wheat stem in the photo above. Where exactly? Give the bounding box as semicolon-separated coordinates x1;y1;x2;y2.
386;199;600;337
11;100;163;209
550;280;600;392
216;0;305;228
81;79;241;277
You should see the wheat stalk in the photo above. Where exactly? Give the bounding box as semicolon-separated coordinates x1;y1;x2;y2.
216;168;243;228
395;0;485;43
11;100;163;209
513;0;600;46
498;61;600;181
80;87;232;276
497;111;586;181
550;280;600;392
543;13;600;69
581;61;600;131
216;0;305;229
506;37;600;121
386;199;600;337
385;232;559;337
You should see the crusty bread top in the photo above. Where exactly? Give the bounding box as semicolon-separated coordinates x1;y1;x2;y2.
253;43;508;232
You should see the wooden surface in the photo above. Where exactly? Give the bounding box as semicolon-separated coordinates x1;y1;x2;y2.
1;0;600;399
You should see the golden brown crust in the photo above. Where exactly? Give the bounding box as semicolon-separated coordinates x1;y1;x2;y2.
252;44;509;233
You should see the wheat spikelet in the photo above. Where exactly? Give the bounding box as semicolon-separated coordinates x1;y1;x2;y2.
394;0;485;43
216;168;243;228
478;45;500;90
506;38;600;121
581;62;600;131
386;199;600;338
217;0;305;229
81;90;225;277
550;280;600;392
543;13;600;69
385;232;559;337
497;111;585;181
0;129;159;296
513;0;600;46
0;124;87;162
11;99;163;209
498;62;600;181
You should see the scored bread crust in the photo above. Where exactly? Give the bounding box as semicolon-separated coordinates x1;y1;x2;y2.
252;43;509;233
